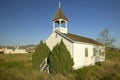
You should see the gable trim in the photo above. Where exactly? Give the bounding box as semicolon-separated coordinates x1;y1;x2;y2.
55;31;74;43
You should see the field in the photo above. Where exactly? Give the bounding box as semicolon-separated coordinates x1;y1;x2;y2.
0;53;73;80
0;51;120;80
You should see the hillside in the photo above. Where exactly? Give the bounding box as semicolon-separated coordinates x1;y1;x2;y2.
0;51;120;80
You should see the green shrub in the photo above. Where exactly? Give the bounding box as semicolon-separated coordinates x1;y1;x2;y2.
49;40;74;75
74;66;100;80
95;62;102;66
32;40;50;70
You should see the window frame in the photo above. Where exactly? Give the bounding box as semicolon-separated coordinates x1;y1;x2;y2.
85;48;88;57
93;48;96;56
99;49;102;55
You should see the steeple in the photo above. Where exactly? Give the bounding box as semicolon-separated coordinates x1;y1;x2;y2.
52;8;68;21
52;2;68;34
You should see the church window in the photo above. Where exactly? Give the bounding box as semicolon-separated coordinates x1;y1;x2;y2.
93;48;96;56
56;34;58;38
99;49;102;55
85;48;88;57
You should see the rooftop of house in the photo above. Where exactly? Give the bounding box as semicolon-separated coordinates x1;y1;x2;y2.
56;31;102;45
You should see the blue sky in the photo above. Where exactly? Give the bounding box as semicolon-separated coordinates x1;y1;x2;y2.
0;0;120;47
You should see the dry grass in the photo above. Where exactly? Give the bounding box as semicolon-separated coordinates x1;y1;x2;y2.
0;54;73;80
0;51;120;80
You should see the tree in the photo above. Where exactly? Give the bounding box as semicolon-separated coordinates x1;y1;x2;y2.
32;40;50;70
49;40;74;74
96;29;116;47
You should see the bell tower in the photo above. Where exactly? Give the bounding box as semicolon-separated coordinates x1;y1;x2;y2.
52;2;68;34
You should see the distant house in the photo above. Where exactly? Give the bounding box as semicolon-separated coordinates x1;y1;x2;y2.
46;5;105;69
4;47;13;54
3;46;28;54
14;46;28;54
0;48;5;54
26;46;35;53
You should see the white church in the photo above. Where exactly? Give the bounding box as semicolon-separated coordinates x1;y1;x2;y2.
45;4;105;69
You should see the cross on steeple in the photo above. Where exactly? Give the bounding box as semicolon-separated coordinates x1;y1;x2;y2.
59;2;61;8
52;2;68;34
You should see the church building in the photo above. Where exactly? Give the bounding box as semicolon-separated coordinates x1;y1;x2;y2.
46;4;105;69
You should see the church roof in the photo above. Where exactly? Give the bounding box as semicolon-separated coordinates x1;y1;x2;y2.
56;31;102;45
52;8;68;21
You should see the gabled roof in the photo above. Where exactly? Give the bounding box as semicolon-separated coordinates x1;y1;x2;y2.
56;31;102;45
52;8;68;21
